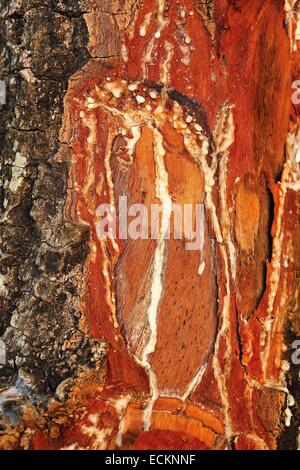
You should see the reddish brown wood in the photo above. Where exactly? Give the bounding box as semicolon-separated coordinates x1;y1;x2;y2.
3;0;298;451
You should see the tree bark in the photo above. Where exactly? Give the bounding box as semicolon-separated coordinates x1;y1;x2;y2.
0;0;299;450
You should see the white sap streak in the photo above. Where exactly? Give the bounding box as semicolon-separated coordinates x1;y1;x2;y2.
198;260;205;276
182;131;233;444
111;395;132;448
211;108;240;442
141;0;169;79
214;105;236;280
99;238;119;330
93;129;120;330
81;112;97;215
104;130;119;253
219;154;236;281
212;261;232;443
182;363;207;401
139;12;153;37
138;124;172;431
121;43;129;63
183;136;221;243
266;184;286;317
127;125;141;157
82;112;119;331
160;41;174;86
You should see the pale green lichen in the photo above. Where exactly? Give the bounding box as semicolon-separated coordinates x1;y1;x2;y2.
8;153;27;193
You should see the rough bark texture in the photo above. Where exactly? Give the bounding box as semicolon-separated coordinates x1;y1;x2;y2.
0;0;299;450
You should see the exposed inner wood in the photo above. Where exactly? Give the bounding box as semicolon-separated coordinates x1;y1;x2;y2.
0;0;300;451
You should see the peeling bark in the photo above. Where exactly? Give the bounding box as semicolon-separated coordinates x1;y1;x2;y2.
0;0;300;451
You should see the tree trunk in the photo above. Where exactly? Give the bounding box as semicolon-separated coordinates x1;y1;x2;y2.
0;0;299;451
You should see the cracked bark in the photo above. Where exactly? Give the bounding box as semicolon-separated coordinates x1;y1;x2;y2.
0;0;299;451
